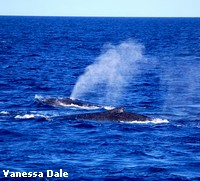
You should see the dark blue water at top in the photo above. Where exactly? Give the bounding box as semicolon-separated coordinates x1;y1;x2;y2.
0;16;200;180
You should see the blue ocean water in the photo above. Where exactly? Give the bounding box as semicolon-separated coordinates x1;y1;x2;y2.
0;16;200;180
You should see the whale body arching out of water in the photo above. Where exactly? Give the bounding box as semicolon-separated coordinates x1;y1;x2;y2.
67;107;152;122
35;96;103;109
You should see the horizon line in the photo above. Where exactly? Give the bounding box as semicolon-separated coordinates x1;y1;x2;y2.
0;15;200;18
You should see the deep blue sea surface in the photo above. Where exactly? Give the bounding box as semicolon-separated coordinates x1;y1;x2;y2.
0;16;200;180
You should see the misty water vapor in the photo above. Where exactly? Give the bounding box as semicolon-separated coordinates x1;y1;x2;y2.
70;40;145;104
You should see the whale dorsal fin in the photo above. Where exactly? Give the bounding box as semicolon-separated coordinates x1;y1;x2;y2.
109;107;124;113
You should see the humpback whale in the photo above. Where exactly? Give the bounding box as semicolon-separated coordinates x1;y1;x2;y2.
35;96;102;109
67;107;152;122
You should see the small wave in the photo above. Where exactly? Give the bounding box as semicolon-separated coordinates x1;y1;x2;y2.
54;102;102;110
0;111;10;115
15;113;48;120
15;114;40;119
103;106;116;110
34;94;43;100
120;118;169;124
57;103;115;110
53;101;115;110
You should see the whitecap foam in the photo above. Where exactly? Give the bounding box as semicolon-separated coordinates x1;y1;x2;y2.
0;111;10;115
15;114;48;120
15;114;39;119
103;106;116;110
55;101;115;110
55;102;102;110
120;118;169;124
34;94;43;101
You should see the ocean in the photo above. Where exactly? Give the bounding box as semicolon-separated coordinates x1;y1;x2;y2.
0;16;200;180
